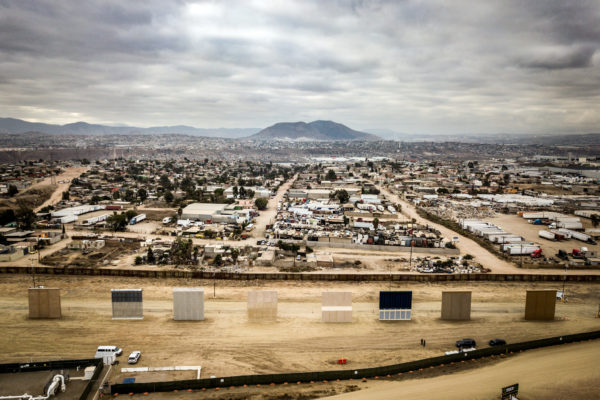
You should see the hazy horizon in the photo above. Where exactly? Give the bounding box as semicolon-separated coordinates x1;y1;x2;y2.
1;1;599;135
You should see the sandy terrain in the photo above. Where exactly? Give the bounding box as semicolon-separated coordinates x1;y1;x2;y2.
327;339;600;400
486;213;600;260
34;167;88;212
1;275;598;384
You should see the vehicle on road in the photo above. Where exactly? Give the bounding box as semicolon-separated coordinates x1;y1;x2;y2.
489;338;506;346
456;338;476;348
128;351;141;364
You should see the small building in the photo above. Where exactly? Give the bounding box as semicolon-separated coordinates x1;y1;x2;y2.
379;291;412;321
173;288;204;321
322;292;352;323
111;289;143;320
525;290;556;321
441;291;471;321
28;287;61;319
181;203;229;221
247;290;277;320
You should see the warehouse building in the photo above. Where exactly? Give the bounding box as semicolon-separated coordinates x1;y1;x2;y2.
180;203;249;223
525;290;556;320
173;288;204;321
247;290;278;320
28;287;61;319
379;291;412;321
322;292;352;323
441;291;471;321
111;289;143;320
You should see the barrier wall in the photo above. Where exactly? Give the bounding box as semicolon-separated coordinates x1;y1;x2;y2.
3;266;600;283
173;288;204;321
248;290;277;320
525;290;556;320
441;291;472;321
28;287;62;319
111;330;600;394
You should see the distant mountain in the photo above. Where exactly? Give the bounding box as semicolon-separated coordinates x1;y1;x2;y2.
251;120;380;141
0;117;259;138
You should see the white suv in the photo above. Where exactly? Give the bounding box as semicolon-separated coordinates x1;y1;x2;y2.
128;351;141;364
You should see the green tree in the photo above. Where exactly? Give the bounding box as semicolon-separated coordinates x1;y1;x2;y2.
214;254;223;266
373;217;379;230
0;209;16;226
125;209;137;222
326;169;337;181
254;197;268;210
62;191;70;201
591;214;600;228
7;185;18;197
333;189;349;203
231;248;240;264
164;190;174;203
15;204;36;229
137;188;148;203
134;256;143;265
147;247;156;264
107;213;127;231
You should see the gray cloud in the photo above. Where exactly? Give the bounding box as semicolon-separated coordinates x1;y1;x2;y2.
0;0;598;135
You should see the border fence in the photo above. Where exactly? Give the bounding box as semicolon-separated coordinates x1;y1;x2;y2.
111;330;600;394
2;266;600;283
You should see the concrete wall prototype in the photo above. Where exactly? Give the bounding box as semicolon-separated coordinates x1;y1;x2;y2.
441;291;471;321
379;291;412;321
525;290;556;320
247;290;277;320
322;292;352;323
112;289;143;320
28;287;61;319
173;288;204;321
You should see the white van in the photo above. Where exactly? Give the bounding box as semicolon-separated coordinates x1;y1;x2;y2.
95;345;122;359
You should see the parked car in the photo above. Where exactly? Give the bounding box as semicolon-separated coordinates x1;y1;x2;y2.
95;346;122;359
456;338;476;348
128;351;141;364
489;338;506;346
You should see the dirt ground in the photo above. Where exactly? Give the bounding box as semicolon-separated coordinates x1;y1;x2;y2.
486;213;600;260
127;340;600;400
34;167;88;212
0;275;598;385
327;339;600;400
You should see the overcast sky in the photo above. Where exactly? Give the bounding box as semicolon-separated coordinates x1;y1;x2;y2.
1;0;599;135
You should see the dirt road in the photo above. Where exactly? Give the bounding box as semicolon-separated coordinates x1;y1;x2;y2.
326;339;600;400
253;174;297;239
34;167;88;212
378;186;523;273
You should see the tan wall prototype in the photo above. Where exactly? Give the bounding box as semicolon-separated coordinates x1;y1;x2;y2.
247;290;277;319
173;288;204;321
28;288;61;319
322;292;352;323
525;290;556;320
441;291;471;321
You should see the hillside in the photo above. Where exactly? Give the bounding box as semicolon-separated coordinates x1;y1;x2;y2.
250;120;380;141
0;117;258;138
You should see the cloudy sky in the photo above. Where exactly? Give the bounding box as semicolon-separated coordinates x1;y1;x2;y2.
1;0;599;135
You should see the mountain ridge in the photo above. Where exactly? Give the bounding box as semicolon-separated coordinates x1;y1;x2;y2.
250;120;380;141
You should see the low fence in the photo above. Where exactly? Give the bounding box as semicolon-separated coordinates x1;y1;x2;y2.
0;357;103;400
111;330;600;394
2;266;600;282
278;239;460;255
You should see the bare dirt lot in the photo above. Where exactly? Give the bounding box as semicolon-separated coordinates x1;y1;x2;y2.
1;275;598;387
